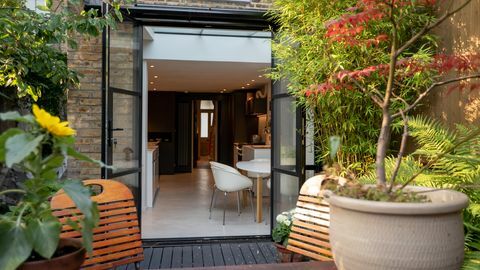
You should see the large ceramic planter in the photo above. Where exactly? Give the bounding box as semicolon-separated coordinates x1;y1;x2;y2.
325;186;469;270
18;238;86;270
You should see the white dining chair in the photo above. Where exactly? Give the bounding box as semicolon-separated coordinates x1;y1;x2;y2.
209;161;255;225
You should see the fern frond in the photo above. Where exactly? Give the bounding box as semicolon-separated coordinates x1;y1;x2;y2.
463;251;480;270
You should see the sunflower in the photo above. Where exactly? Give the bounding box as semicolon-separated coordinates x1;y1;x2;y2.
32;104;76;137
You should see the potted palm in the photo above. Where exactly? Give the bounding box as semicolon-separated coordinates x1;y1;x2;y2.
0;105;104;270
298;1;480;269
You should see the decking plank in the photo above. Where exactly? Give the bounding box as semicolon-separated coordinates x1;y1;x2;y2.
171;247;183;268
266;242;279;262
248;243;267;264
192;246;203;267
257;242;277;264
182;246;193;268
140;247;154;269
220;244;236;266
211;244;225;266
238;243;256;264
229;243;246;265
161;247;174;269
149;247;163;269
201;245;215;267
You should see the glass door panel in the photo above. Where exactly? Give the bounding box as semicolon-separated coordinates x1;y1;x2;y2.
103;18;142;207
271;79;304;226
111;92;140;172
273;97;297;172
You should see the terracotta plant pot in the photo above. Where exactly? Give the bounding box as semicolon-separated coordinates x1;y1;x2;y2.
325;186;469;270
18;238;86;270
274;243;304;263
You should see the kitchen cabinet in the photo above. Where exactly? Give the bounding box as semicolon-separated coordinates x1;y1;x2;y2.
145;143;159;209
242;145;271;161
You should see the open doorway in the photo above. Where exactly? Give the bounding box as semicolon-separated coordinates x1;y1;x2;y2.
194;100;217;169
141;26;273;239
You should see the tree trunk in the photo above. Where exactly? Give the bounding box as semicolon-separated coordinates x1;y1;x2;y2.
375;111;391;186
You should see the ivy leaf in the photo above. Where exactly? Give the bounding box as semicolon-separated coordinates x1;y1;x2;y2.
27;218;61;259
62;180;99;253
0;220;33;270
5;134;44;167
0;128;23;162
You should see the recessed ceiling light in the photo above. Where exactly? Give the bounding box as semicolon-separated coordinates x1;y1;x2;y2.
246;83;251;86
153;88;157;91
251;79;255;82
184;91;189;93
150;65;155;68
241;87;245;89
154;75;158;78
150;82;154;84
223;88;227;91
258;75;263;78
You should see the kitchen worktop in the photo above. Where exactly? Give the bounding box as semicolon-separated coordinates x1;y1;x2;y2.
243;144;271;149
147;142;159;151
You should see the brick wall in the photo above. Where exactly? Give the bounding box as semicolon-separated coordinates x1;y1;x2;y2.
135;0;272;10
67;35;103;179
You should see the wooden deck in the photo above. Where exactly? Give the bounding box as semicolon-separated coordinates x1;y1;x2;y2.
115;241;279;269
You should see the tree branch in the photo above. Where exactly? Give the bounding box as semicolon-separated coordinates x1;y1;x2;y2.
388;110;408;192
350;78;384;107
395;0;473;57
392;74;480;118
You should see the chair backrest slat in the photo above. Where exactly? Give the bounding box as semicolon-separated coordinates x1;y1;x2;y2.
51;179;144;270
287;175;333;261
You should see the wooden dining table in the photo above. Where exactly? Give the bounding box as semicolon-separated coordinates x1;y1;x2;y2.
235;159;271;223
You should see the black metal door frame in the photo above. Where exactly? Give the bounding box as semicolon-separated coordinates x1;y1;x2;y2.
98;3;312;240
101;4;143;215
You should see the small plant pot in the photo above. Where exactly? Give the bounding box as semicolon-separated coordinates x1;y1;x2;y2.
325;186;469;270
18;238;86;270
274;243;304;263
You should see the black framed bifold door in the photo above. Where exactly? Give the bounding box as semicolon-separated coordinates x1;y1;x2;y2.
270;79;305;226
102;14;143;209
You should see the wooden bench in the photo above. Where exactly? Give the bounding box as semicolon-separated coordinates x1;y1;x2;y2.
286;175;336;262
51;179;144;270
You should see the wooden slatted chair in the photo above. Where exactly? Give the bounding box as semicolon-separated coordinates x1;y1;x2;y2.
286;174;344;262
51;179;144;270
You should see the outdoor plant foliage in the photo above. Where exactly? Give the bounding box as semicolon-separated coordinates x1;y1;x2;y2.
359;116;480;267
0;0;125;113
277;0;480;191
0;105;106;270
272;210;295;246
269;0;436;174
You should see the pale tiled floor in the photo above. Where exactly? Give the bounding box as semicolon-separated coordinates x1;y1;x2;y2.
141;168;270;239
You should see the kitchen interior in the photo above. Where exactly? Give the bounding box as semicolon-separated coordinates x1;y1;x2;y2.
141;26;273;239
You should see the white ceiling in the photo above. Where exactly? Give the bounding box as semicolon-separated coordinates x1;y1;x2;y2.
147;60;271;93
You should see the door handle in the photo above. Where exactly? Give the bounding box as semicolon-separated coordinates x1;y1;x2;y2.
112;128;124;131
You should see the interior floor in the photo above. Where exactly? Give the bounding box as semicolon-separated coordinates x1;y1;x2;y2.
142;168;271;239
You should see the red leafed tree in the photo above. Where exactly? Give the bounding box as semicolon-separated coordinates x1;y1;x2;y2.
309;0;480;189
